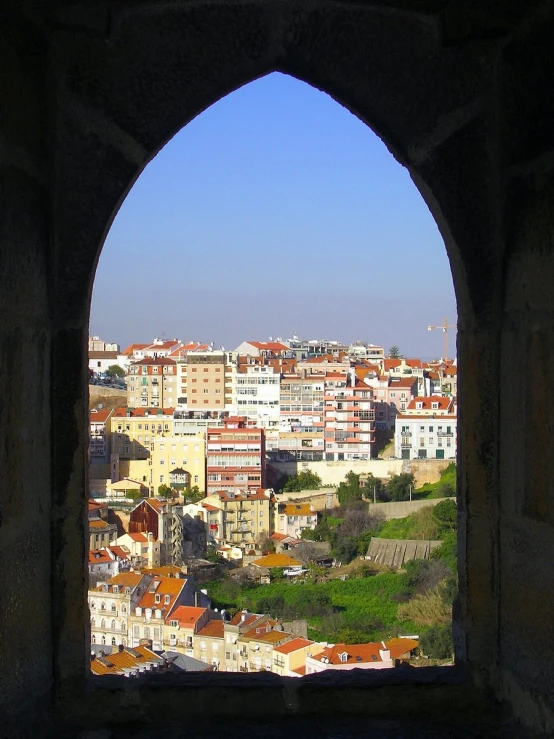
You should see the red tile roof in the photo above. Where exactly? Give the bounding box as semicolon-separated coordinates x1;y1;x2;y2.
90;409;113;423
167;605;207;627
197;619;224;638
406;396;453;411
273;637;315;655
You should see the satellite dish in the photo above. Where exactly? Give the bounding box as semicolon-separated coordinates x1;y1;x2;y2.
98;404;103;410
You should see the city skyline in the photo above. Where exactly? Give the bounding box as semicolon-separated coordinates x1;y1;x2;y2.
90;72;457;357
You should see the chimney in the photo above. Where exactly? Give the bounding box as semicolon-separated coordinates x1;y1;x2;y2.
240;610;247;622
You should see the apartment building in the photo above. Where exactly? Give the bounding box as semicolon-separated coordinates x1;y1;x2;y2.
228;361;280;429
89;408;114;465
233;340;290;358
305;638;418;673
128;576;196;652
276;374;325;462
150;433;205;493
276;502;318;539
89;336;120;353
88;572;152;649
175;350;228;410
238;621;293;673
88;500;118;550
221;611;270;672
272;638;324;677
395;396;457;460
163;605;212;655
364;376;417;430
193;618;225;669
323;372;375;461
206;418;266;495
127;357;178;408
202;489;276;547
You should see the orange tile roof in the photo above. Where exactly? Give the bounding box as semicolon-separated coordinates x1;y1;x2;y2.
167;605;207;627
247;341;289;352
91;572;145;592
197;619;224;638
312;638;418;665
386;637;419;659
136;576;188;615
88;500;107;510
250;553;302;568
127;533;148;542
273;637;315;655
90;409;113;423
89;519;112;529
281;503;313;517
88;549;114;564
121;343;148;356
292;665;306;676
90;644;161;675
228;611;261;628
243;629;292;645
406;396;453;411
202;503;220;512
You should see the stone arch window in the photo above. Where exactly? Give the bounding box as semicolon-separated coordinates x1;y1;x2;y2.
121;604;127;614
3;4;551;737
144;627;150;639
100;619;105;629
91;635;96;644
111;637;116;646
121;621;126;631
111;620;116;630
101;636;106;646
91;617;95;628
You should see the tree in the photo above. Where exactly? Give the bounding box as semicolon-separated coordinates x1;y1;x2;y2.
105;364;125;378
184;485;204;504
158;483;172;498
126;488;142;501
282;470;322;492
364;473;387;502
388;346;402;359
432;499;457;533
419;625;453;660
336;471;364;506
386;472;415;502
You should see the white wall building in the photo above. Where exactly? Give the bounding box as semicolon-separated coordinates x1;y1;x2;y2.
394;397;457;460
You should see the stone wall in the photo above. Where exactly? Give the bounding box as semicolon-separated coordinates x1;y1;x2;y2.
2;1;554;735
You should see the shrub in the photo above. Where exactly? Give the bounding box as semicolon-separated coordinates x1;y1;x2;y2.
420;624;453;659
397;584;452;626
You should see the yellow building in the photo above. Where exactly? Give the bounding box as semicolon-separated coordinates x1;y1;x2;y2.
111;407;175;460
272;637;324;677
150;434;206;493
202;489;276;547
109;409;205;495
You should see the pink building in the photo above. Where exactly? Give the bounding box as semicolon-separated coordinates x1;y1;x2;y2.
365;376;418;430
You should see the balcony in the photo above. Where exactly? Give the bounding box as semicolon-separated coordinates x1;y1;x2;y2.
437;431;454;437
401;443;412;448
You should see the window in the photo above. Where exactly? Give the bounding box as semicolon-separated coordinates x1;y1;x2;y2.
154;594;160;604
164;595;170;605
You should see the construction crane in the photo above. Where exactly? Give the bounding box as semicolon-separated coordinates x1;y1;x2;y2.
427;318;457;362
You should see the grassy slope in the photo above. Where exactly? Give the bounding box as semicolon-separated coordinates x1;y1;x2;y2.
207;574;418;643
414;462;456;499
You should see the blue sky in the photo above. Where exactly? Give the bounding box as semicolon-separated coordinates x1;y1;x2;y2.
90;72;457;358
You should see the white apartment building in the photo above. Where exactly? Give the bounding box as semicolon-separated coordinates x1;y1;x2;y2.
88;572;152;649
394;396;457;460
227;363;281;430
